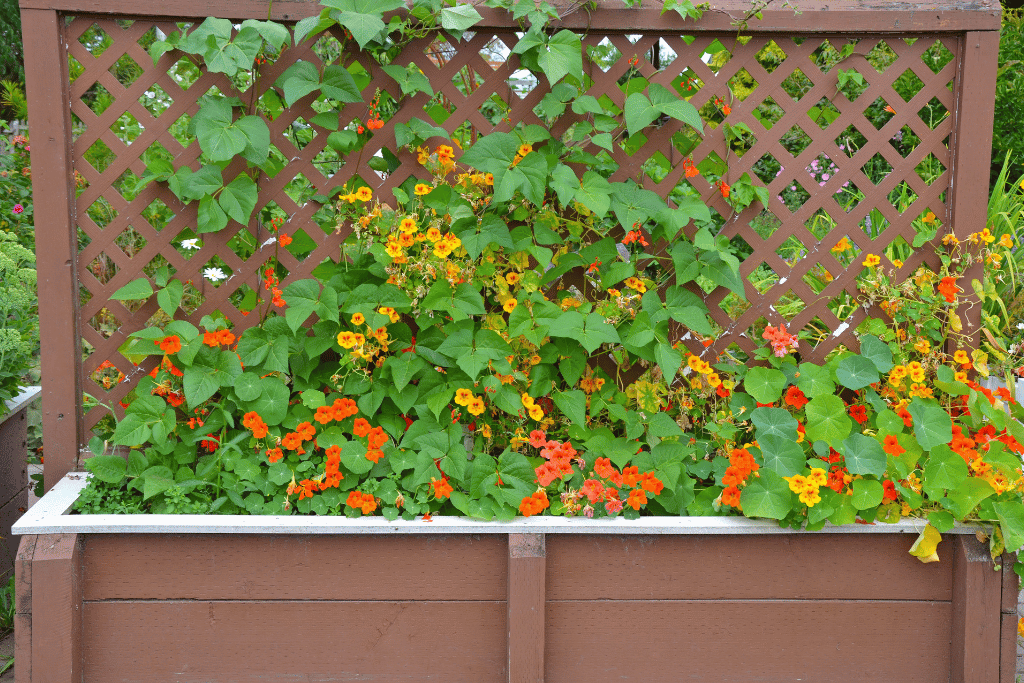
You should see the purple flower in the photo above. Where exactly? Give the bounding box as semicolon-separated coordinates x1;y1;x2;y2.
12;204;23;214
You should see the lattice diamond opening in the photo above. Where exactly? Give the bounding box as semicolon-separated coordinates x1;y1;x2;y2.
80;82;113;115
866;40;899;73
114;225;147;259
916;153;948;186
893;67;926;103
918;96;950;130
108;53;144;88
77;24;112;57
806;97;840;129
861;153;893;186
755;96;784;130
923;40;955;74
781;125;812;157
779;68;813;102
138;84;173;118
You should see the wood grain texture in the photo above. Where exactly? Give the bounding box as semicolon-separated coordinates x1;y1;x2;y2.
1001;612;1017;683
951;535;1001;683
31;534;81;683
20;8;82;492
14;536;35;683
546;534;953;601
12;0;1002;31
83;600;507;682
508;534;545;683
83;533;507;601
1001;552;1018;612
546;600;952;682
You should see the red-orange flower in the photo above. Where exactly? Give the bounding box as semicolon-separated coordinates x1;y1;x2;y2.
882;434;905;456
158;335;182;354
626;488;648;510
266;447;284;463
937;276;959;303
353;418;372;437
431;477;453;499
518;490;550;517
785;385;808;409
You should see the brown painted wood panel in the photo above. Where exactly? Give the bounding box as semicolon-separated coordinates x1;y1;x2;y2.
83;600;507;682
1001;612;1017;683
13;0;1003;31
83;533;507;601
14;536;34;683
546;600;951;682
952;535;1002;683
547;534;952;601
20;9;83;492
508;534;545;683
30;534;81;683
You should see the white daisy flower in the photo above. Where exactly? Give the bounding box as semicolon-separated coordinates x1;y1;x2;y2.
181;238;201;250
203;267;228;282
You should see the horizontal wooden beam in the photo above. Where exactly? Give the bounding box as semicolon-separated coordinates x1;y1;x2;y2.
16;0;1002;31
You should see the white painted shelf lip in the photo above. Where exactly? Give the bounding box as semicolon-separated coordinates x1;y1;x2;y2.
14;473;982;536
1;385;40;425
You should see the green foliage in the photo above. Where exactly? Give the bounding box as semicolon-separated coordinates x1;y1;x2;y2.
993;9;1024;189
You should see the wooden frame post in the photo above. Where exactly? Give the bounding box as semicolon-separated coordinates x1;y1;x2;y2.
948;30;1001;347
508;533;545;683
20;9;82;492
26;534;82;683
999;552;1019;683
951;535;1002;683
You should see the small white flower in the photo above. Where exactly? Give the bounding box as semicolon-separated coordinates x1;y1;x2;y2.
181;238;201;250
1017;322;1024;331
203;267;228;282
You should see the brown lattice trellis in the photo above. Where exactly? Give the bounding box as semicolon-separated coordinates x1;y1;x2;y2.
19;0;1001;489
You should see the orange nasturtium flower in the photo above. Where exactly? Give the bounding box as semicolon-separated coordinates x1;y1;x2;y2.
862;253;881;268
158;335;182;354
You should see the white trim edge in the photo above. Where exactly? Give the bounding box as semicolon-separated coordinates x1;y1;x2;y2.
12;473;983;536
1;385;40;425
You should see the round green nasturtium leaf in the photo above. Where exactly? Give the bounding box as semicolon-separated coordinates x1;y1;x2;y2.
740;469;793;520
804;395;852;446
757;434;806;477
840;432;887;477
851;478;884;510
743;367;787;404
836;355;880;391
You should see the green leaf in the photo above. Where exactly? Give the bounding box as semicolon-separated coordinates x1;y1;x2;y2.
624;93;659;137
908;398;953;450
183;348;243;408
234;372;263;402
536;30;583;86
441;4;483;32
156;279;184;318
994;501;1024;552
141;465;175;500
743;367;787;404
859;334;894;373
197;194;228;234
654;343;682;385
804;395;852;446
750;407;798;441
945;478;995;519
553;389;587;427
757;434;806;476
110;278;153;301
382;62;435;97
575;171;611;218
275;61;321;107
836;355;879;390
740;469;793;519
85;455;128;484
796;363;835;398
840;432;887;477
335;11;385;49
235;115;270;164
647;83;703;132
240;19;290;50
219;174;258;224
922;444;969;497
321;64;363;102
851;479;883;510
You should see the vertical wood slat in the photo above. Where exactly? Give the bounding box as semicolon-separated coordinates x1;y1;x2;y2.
508;533;545;683
30;534;82;683
14;536;36;683
20;9;81;492
1000;553;1019;683
951;535;1001;683
948;30;1000;347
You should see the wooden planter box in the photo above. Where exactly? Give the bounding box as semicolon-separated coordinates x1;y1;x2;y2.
0;387;38;576
11;475;1020;683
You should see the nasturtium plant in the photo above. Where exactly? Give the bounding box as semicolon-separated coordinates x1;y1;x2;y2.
72;0;1024;576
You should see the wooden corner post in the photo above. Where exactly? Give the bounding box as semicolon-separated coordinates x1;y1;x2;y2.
22;534;82;683
508;533;545;683
999;552;1019;683
951;535;1001;683
948;29;1000;349
20;8;83;492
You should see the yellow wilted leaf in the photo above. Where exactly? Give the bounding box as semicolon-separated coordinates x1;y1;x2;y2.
909;523;942;563
971;349;989;377
948;312;962;333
